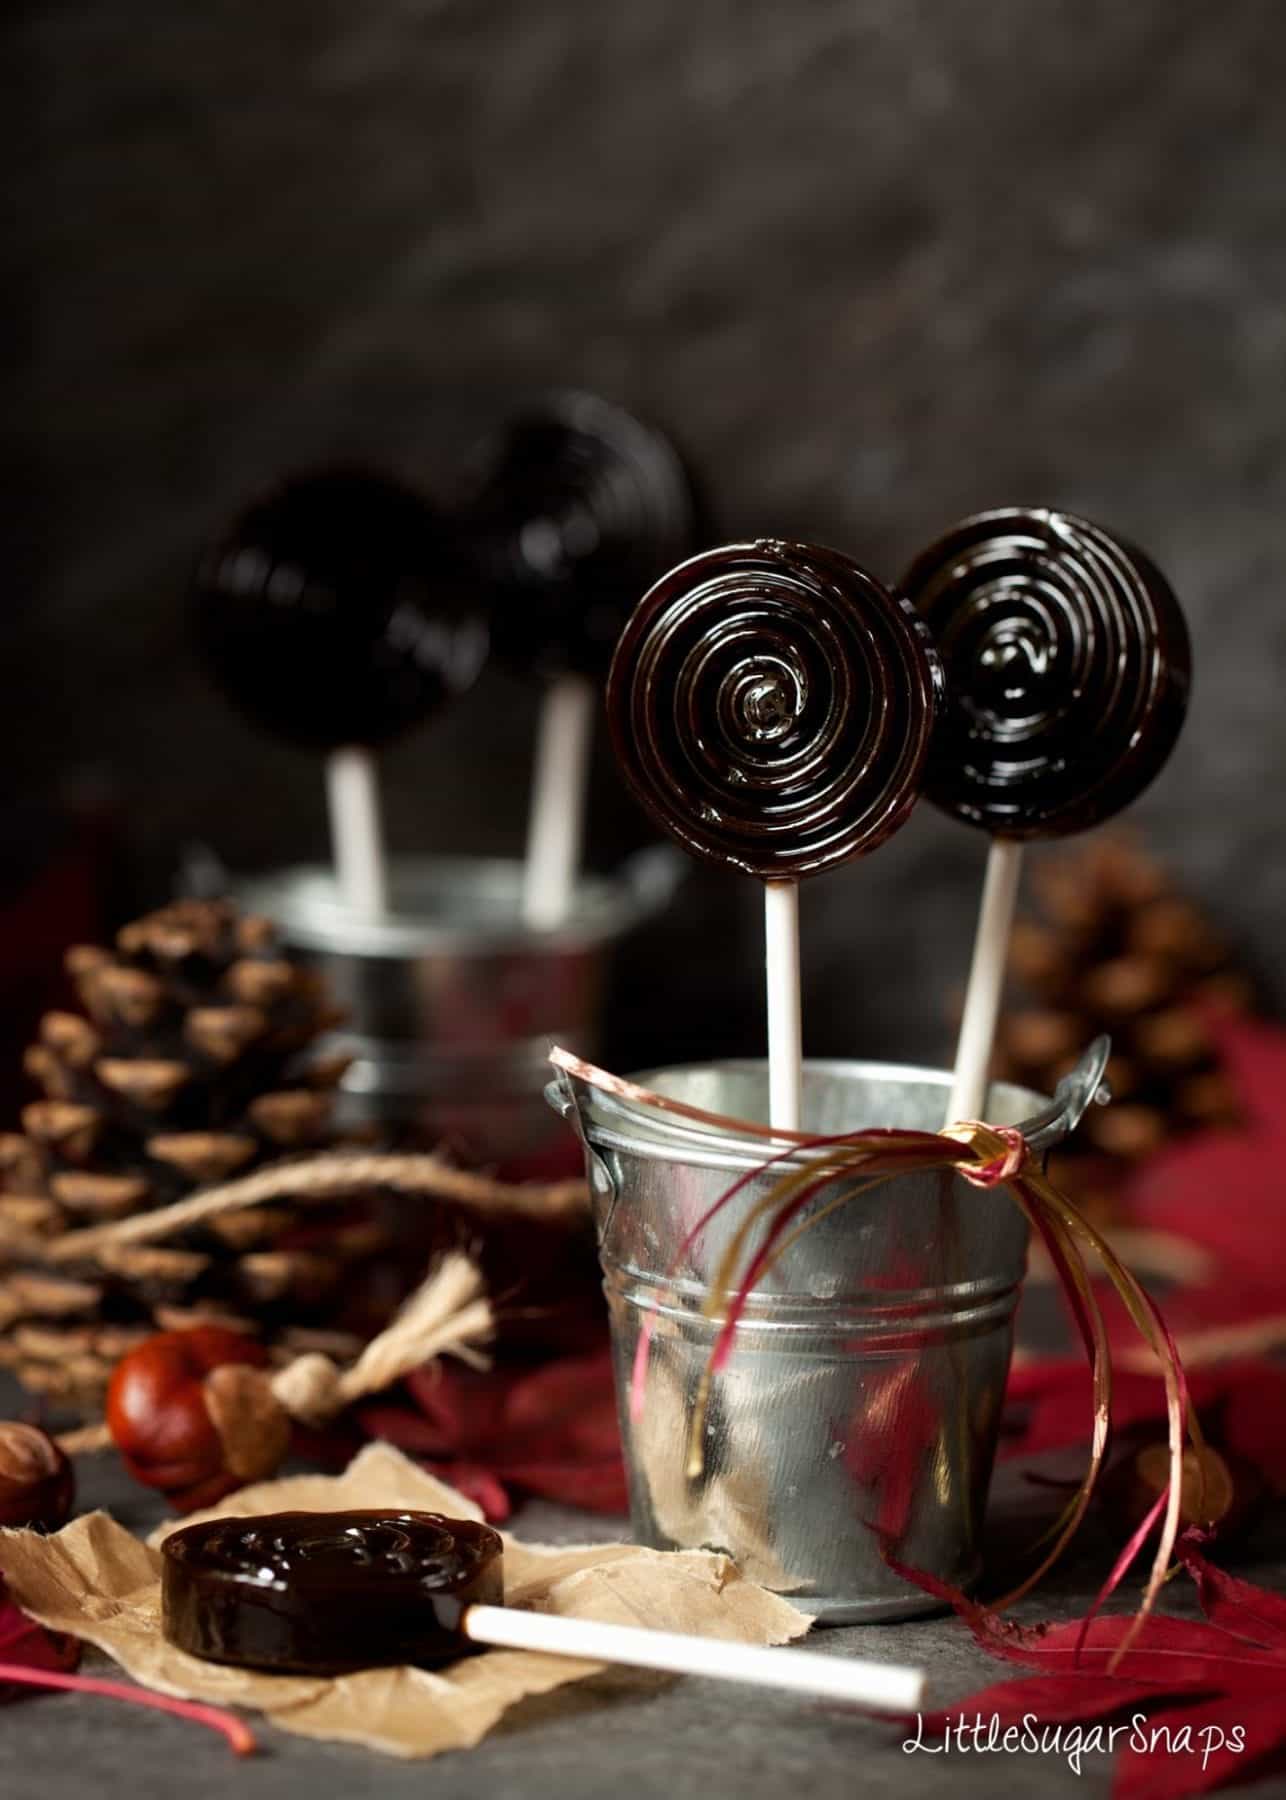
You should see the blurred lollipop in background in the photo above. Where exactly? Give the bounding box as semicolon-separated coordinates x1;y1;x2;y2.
608;540;939;1131
191;468;487;918
901;508;1191;1124
456;392;698;930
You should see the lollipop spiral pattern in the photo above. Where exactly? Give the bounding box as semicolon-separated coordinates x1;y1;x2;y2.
460;391;698;680
608;541;941;879
901;509;1190;838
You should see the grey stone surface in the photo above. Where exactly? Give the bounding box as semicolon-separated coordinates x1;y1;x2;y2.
3;0;1286;1073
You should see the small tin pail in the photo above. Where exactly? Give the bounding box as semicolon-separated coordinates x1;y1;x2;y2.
548;1045;1108;1621
240;847;680;1172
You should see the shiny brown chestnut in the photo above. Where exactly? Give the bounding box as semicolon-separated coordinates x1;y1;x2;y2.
107;1326;289;1514
161;1510;504;1673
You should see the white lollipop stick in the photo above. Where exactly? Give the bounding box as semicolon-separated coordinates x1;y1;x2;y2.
945;837;1025;1124
325;746;389;918
461;1604;923;1712
522;673;596;930
764;878;803;1133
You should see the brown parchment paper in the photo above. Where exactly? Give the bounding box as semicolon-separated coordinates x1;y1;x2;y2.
0;1443;812;1759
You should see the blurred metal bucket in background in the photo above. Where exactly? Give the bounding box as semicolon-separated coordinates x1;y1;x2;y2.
240;848;680;1173
549;1046;1108;1620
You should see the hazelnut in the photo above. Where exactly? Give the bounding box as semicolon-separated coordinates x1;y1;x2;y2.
0;1422;75;1531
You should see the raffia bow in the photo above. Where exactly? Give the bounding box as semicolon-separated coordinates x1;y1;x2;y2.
550;1046;1195;1669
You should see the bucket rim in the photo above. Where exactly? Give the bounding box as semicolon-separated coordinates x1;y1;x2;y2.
237;846;682;958
545;1047;1108;1173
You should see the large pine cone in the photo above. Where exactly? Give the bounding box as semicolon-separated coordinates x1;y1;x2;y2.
992;836;1252;1223
0;899;386;1408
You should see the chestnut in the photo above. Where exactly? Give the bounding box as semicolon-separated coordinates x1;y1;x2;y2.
106;1326;290;1513
1099;1441;1266;1542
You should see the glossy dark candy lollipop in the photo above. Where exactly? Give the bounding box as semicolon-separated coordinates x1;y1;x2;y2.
458;391;698;681
607;540;941;880
191;467;487;752
160;1505;925;1706
901;508;1190;838
162;1510;504;1674
903;508;1190;1123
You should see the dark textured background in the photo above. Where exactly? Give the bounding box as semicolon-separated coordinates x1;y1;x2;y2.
6;0;1286;1069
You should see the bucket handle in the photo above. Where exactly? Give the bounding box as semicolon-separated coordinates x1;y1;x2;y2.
550;1068;623;1236
1021;1034;1112;1151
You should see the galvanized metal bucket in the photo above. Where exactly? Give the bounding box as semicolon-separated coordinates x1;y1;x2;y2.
240;847;680;1170
547;1044;1108;1621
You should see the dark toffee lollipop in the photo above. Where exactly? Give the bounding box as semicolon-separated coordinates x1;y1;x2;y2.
191;467;487;916
899;507;1191;1120
160;1506;922;1705
455;392;699;928
607;539;940;1129
163;1510;503;1673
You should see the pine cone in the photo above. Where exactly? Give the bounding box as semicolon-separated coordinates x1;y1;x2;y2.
0;898;383;1409
992;836;1254;1224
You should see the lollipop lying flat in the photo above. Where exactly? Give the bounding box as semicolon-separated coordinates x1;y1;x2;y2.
608;540;941;1129
162;1509;922;1709
456;392;699;929
900;507;1191;1120
191;467;487;916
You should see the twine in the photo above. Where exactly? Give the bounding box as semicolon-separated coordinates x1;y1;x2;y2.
56;1248;493;1454
268;1249;492;1425
45;1152;587;1263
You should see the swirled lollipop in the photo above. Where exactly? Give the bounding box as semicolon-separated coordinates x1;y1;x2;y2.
191;467;487;916
900;507;1191;1121
462;390;698;682
457;392;699;929
608;540;940;1128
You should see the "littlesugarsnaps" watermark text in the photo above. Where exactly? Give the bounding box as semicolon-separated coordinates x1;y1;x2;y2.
904;1712;1246;1777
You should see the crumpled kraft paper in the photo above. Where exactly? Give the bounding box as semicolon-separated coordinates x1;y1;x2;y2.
0;1442;812;1759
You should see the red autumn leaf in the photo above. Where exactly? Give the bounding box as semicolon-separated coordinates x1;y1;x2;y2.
1125;1013;1286;1282
503;1354;624;1461
491;1453;626;1515
356;1346;627;1519
1213;1362;1286;1493
424;1461;512;1524
0;1576;80;1700
1202;1010;1286;1131
987;1614;1286;1692
1114;1690;1286;1800
401;1364;509;1449
891;1535;1286;1799
1003;1354;1286;1495
1003;1361;1225;1460
1175;1532;1286;1650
